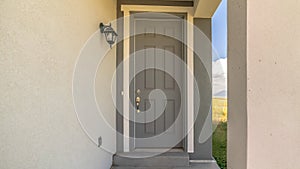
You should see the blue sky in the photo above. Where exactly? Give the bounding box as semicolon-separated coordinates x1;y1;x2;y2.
212;0;227;61
212;0;227;98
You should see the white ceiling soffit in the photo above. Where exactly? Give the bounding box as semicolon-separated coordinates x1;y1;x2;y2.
193;0;222;18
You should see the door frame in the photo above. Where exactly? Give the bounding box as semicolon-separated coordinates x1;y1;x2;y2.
121;5;194;153
130;13;187;151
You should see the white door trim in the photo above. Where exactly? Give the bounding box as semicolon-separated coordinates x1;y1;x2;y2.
121;5;194;153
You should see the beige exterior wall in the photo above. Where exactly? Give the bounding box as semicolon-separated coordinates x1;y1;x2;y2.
247;0;300;168
229;0;300;168
1;0;299;168
0;0;116;169
194;0;221;18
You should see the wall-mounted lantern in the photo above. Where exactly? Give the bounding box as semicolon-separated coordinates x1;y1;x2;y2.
99;23;118;48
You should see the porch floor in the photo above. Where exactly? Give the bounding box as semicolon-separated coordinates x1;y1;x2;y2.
111;162;220;169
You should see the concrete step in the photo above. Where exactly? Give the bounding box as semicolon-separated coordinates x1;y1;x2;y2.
111;162;220;169
111;167;172;169
112;152;190;167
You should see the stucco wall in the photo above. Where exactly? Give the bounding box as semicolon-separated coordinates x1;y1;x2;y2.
247;0;300;168
0;0;116;169
229;0;300;168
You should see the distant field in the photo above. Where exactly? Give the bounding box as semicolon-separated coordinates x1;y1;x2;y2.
212;98;227;122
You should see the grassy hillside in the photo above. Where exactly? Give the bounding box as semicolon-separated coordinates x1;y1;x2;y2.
212;98;227;169
213;122;227;169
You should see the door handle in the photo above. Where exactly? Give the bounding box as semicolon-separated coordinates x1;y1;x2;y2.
136;96;141;113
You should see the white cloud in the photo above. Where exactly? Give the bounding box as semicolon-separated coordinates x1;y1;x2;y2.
212;58;227;98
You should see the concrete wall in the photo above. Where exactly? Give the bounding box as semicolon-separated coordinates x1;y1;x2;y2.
247;0;300;168
0;0;116;169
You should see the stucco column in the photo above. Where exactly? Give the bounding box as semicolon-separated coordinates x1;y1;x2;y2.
227;0;248;168
190;18;213;160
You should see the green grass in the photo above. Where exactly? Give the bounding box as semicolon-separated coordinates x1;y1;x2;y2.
212;122;227;169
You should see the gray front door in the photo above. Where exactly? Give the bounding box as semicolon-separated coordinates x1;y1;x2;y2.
130;13;185;149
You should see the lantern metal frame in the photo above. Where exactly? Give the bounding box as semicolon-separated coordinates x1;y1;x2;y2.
99;23;118;48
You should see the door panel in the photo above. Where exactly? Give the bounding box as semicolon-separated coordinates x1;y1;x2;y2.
130;14;185;149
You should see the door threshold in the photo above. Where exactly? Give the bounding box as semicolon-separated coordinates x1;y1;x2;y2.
133;148;184;153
